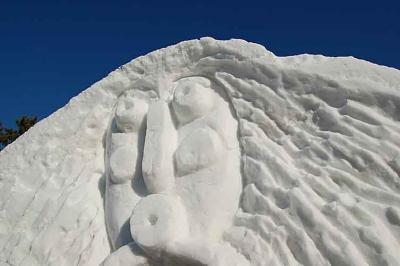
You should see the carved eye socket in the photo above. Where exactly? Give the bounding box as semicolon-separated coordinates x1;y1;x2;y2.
172;78;215;125
115;97;148;132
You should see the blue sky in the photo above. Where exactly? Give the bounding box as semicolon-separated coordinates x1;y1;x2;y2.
0;1;399;128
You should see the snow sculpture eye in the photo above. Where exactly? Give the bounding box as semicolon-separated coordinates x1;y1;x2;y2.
115;96;148;132
172;77;215;125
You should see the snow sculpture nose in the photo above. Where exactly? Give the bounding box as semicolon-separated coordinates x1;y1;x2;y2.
141;100;177;194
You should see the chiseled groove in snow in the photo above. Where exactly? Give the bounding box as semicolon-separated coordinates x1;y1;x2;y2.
30;160;88;265
1;151;75;264
238;184;326;266
1;104;94;247
1;105;108;265
214;62;400;265
46;163;103;265
72;207;100;266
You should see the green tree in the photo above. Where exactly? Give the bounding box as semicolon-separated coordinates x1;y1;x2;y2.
0;116;37;150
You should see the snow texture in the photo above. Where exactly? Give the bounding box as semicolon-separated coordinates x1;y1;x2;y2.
1;38;400;266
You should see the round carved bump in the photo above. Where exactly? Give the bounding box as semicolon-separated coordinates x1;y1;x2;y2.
115;96;148;132
172;77;215;125
109;146;137;184
130;194;188;252
174;128;224;176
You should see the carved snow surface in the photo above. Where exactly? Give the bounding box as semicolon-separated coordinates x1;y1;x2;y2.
1;38;400;266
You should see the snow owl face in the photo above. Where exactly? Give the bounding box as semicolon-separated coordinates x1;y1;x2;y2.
105;76;242;264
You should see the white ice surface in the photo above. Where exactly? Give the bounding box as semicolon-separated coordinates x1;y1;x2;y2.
1;38;400;266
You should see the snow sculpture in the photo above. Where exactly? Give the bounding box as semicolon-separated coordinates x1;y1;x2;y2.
1;38;400;266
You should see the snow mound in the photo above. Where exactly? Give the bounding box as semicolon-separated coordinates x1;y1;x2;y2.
1;37;400;266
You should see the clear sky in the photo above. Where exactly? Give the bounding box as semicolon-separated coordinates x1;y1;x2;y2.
1;0;399;128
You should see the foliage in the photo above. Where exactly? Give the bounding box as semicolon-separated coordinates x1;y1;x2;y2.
0;116;37;150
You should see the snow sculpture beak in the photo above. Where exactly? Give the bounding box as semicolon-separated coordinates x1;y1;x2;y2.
141;99;177;194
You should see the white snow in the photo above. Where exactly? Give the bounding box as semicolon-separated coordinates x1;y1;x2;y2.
1;37;400;266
